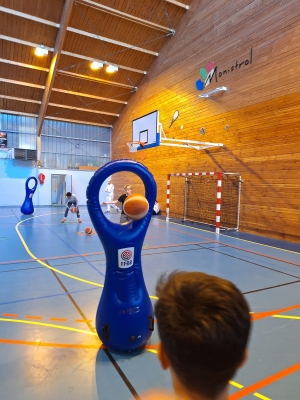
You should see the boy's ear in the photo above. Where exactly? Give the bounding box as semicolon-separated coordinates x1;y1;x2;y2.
157;342;170;370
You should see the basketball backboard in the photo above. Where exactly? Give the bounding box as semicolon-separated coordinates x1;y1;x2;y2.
130;109;223;152
132;110;160;150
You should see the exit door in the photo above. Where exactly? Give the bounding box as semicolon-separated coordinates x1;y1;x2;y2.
51;174;72;205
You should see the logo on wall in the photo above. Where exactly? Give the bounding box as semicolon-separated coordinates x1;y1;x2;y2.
0;132;7;148
196;61;216;91
196;49;253;92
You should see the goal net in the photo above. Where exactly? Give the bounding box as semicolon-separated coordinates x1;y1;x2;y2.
166;172;241;232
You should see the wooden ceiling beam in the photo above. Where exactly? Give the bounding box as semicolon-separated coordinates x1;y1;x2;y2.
0;109;111;128
0;95;40;104
0;78;45;89
48;103;119;116
52;88;127;104
0;94;119;116
46;116;111;127
37;0;75;137
0;35;146;75
0;77;126;104
0;34;54;52
0;58;49;72
1;10;158;57
165;0;189;9
0;109;38;117
57;70;135;89
76;0;173;34
61;51;146;74
0;6;60;27
67;27;159;56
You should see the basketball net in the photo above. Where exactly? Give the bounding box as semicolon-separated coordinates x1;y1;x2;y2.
126;141;145;152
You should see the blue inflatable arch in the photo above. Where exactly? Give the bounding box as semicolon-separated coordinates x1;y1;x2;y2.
86;159;157;351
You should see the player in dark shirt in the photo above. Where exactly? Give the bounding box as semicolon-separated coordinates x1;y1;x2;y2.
103;184;132;223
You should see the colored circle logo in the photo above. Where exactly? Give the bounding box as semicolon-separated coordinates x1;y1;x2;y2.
121;250;132;260
196;61;215;91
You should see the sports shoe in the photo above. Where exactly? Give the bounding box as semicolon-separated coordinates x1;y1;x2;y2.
61;218;66;223
78;218;82;223
104;211;109;213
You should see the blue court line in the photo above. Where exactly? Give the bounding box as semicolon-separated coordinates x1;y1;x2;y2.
0;286;100;306
36;218;106;279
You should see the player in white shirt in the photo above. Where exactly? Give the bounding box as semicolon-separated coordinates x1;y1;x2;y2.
104;179;119;213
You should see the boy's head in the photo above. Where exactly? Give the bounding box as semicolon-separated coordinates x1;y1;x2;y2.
155;271;251;399
66;192;72;198
124;184;132;195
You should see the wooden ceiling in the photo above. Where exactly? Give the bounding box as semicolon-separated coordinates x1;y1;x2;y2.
0;0;191;134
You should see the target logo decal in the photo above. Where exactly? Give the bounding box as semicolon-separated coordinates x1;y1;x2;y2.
121;250;132;260
118;247;134;268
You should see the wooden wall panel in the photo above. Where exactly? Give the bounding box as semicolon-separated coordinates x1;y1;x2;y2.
111;0;300;243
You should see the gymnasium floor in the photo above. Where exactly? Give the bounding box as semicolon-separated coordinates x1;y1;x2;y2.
1;206;300;400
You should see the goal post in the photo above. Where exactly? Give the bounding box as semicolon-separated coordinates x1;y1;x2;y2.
166;172;242;233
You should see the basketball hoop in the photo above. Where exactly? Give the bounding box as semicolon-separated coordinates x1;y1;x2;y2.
127;141;143;152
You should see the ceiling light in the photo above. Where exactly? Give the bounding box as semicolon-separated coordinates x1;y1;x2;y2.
106;64;118;73
35;45;48;57
91;61;103;70
199;86;227;98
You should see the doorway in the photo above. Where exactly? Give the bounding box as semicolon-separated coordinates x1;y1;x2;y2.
51;174;72;205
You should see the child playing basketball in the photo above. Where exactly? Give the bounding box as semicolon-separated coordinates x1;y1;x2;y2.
61;192;82;223
103;184;132;223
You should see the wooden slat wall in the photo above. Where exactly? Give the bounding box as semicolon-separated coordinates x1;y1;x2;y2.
111;0;300;243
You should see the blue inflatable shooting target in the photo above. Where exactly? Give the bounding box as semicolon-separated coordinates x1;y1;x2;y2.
86;159;156;352
21;176;38;215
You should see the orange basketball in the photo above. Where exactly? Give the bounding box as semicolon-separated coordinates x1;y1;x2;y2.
85;227;93;235
123;194;149;220
71;206;78;213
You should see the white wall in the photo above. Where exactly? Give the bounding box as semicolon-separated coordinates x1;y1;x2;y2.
0;159;108;207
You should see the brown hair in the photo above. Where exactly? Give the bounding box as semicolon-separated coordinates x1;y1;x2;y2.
155;271;251;398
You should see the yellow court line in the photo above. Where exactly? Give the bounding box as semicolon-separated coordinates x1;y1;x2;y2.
15;212;160;300
166;220;300;255
228;382;272;399
272;315;300;320
0;317;98;335
146;349;158;354
15;213;103;287
0;338;101;349
253;393;272;400
229;381;244;389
